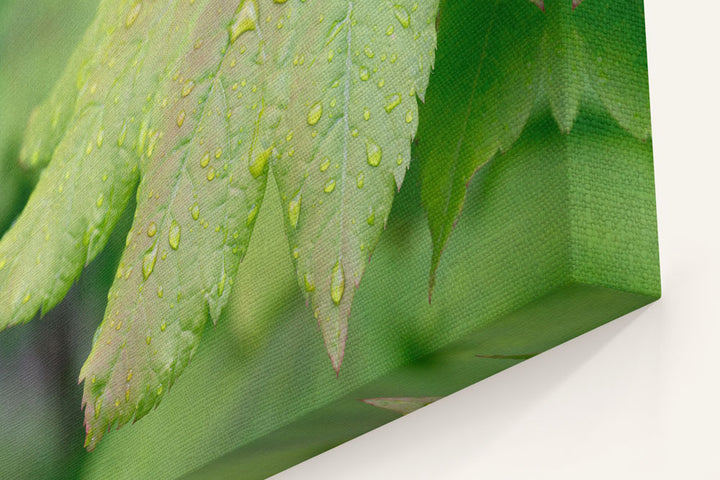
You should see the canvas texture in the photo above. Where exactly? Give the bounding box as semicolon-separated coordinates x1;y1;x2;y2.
0;1;658;478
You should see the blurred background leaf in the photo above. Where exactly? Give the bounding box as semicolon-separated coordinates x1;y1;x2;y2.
0;1;100;478
0;0;98;233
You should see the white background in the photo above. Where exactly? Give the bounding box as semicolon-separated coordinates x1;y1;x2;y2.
274;1;720;478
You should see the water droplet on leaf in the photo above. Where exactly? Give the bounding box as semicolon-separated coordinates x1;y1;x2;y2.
168;220;181;250
324;179;336;193
249;145;272;178
366;141;382;166
182;80;195;97
230;0;259;43
307;102;323;125
288;193;301;228
143;247;157;279
331;261;345;305
393;5;410;28
385;93;402;112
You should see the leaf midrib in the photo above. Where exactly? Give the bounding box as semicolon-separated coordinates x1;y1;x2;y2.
337;1;354;267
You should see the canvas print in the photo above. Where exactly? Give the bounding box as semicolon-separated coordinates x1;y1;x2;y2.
0;0;659;478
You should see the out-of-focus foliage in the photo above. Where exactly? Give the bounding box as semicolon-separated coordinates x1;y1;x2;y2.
416;0;651;291
0;3;101;478
0;0;98;233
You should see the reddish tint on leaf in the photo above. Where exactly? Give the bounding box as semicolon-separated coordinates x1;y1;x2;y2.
360;396;443;415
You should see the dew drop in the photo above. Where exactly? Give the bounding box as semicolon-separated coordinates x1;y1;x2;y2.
367;209;375;225
147;222;157;237
146;131;160;158
304;273;315;292
182;80;195;97
405;110;413;123
215;147;222;159
126;3;141;28
142;247;157;279
288;192;301;228
160;321;167;332
94;397;103;419
366;141;382;167
206;166;216;181
22;293;31;304
177;110;186;127
146;335;152;345
385;93;402;113
127;370;133;382
200;151;210;168
330;261;345;305
249;145;272;178
96;193;104;208
118;123;128;147
359;66;370;81
307;102;323;125
363;108;371;121
324;179;336;193
320;157;331;172
393;5;410;28
363;45;374;58
157;286;164;298
230;0;258;43
325;19;346;46
247;203;259;226
191;203;200;220
357;171;365;188
168;220;181;249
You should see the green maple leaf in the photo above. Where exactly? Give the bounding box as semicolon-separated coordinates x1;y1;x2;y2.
0;0;438;449
416;0;650;293
361;396;442;415
270;0;438;372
